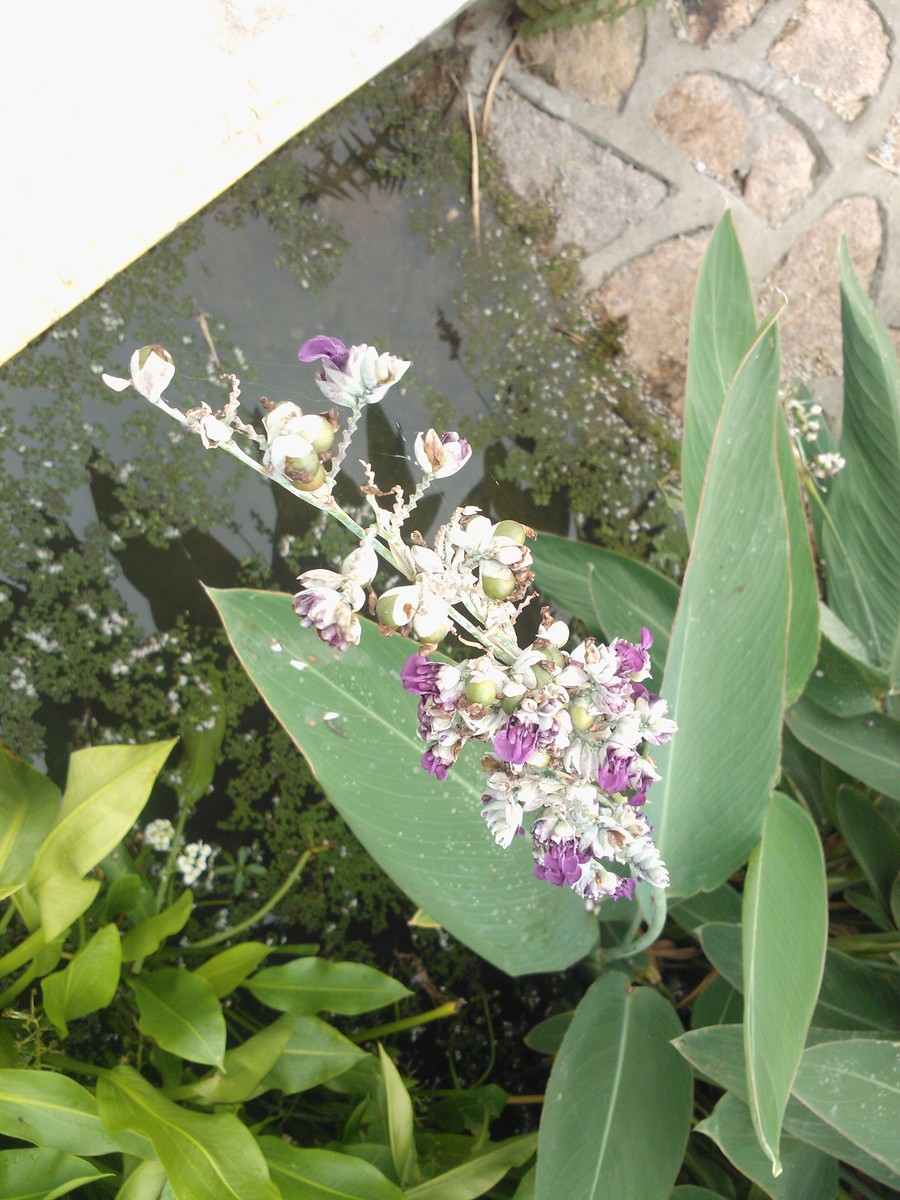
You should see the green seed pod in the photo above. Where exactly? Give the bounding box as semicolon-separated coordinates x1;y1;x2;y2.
289;462;327;492
570;703;593;732
481;564;516;601
466;679;497;706
493;519;527;545
501;693;520;715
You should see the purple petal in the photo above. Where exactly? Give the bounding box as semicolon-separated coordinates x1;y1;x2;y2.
298;335;348;366
401;654;441;696
493;717;539;765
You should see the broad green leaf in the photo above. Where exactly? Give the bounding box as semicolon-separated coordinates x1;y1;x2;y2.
647;317;792;895
675;1024;900;1189
379;1045;418;1188
535;971;691;1200
742;793;827;1174
0;1147;109;1199
683;209;757;542
0;1069;152;1158
696;1092;837;1200
513;1165;535;1200
42;923;121;1037
404;1133;537;1200
97;1066;279;1200
209;588;597;975
836;786;900;910
792;1039;900;1173
132;967;226;1068
524;1011;573;1055
253;1014;366;1096
824;241;900;670
530;532;678;689
691;974;743;1029
28;742;176;940
785;697;900;799
193;942;269;998
259;1137;404;1200
0;747;60;901
246;957;410;1016
670;1190;729;1199
669;884;741;934
115;1159;167;1200
191;1015;295;1104
120;890;193;962
699;925;900;1031
801;624;888;715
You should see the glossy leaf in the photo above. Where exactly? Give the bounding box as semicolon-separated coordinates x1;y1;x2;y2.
379;1045;418;1188
97;1066;279;1200
254;1014;367;1096
803;617;887;719
785;697;900;799
191;1015;295;1105
259;1138;404;1200
697;1092;837;1200
28;742;176;940
691;974;743;1029
132;967;226;1069
675;1024;900;1190
42;923;121;1037
530;532;678;689
535;971;692;1200
668;884;741;934
792;1039;900;1173
114;1159;168;1200
0;1069;152;1158
0;747;59;902
683;209;757;542
743;793;827;1174
836;786;900;911
670;1190;729;1200
524;1011;573;1055
193;942;270;999
824;241;900;670
647;317;792;896
246;957;410;1017
405;1133;537;1200
0;1147;109;1199
210;588;596;975
120;890;193;962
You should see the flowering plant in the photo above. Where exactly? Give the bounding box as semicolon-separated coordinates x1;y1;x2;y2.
104;332;676;915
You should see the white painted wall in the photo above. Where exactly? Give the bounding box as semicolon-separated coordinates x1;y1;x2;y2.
0;0;470;366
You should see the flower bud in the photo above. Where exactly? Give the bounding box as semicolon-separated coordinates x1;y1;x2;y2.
342;542;379;587
570;703;593;732
412;607;449;645
267;434;320;481
414;430;472;479
526;748;551;769
295;412;336;454
376;586;418;630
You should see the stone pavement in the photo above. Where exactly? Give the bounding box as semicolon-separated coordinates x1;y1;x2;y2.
453;0;900;421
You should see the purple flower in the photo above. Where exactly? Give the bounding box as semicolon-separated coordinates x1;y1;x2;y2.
615;627;653;677
612;876;637;901
401;654;442;697
493;717;539;765
422;748;450;781
598;747;632;792
292;587;360;652
534;840;590;887
298;335;349;367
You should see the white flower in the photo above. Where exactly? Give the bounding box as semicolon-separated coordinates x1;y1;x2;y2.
143;818;175;851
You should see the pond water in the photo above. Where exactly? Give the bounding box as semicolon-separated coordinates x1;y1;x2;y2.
0;47;681;1100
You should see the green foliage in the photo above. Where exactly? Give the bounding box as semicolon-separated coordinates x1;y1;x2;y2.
514;0;660;39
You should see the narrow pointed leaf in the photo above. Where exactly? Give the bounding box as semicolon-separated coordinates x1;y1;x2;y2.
28;742;176;939
0;1069;152;1158
190;1014;295;1104
0;747;60;901
132;967;226;1068
379;1045;418;1188
683;209;757;541
209;588;597;975
246;957;410;1016
835;785;900;910
648;317;790;895
824;241;900;668
259;1138;404;1200
404;1133;537;1200
113;1159;167;1200
742;793;827;1174
535;971;691;1200
253;1014;366;1096
97;1066;279;1200
42;923;121;1037
696;1092;837;1199
792;1039;900;1173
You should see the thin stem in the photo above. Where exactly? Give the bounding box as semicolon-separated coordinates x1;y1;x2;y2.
0;961;40;1008
0;902;16;937
349;1000;462;1044
601;887;668;964
0;929;45;980
42;1052;106;1079
185;850;314;949
327;404;363;487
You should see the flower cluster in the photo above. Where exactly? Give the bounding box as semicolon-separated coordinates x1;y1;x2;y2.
401;612;674;907
176;840;213;887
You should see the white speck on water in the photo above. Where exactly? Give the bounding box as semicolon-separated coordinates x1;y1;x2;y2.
270;639;283;652
290;659;307;671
